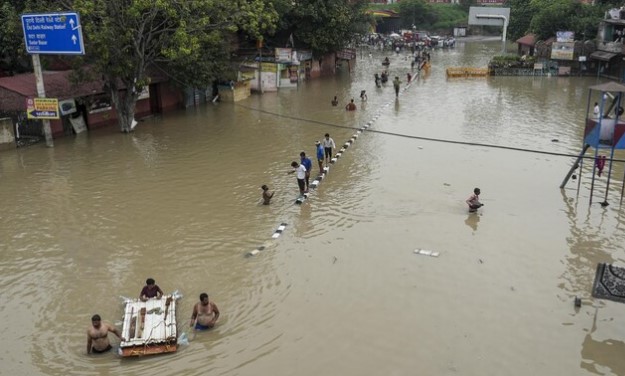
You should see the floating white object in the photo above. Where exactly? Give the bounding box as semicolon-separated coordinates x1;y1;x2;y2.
247;245;266;256
119;295;178;357
413;249;440;257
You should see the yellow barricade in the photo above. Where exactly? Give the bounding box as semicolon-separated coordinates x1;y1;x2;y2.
446;67;489;78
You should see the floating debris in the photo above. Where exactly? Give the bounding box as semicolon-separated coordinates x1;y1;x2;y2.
413;249;440;257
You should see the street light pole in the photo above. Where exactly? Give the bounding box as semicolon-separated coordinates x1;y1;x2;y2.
257;37;263;95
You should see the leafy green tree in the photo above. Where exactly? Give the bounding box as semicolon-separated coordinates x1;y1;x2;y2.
529;0;601;41
505;0;535;41
62;0;278;133
275;0;370;57
1;0;71;74
398;0;433;30
458;0;477;12
0;1;31;74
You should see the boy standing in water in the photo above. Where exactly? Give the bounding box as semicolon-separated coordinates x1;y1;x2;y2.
466;188;483;213
316;141;324;174
261;185;274;205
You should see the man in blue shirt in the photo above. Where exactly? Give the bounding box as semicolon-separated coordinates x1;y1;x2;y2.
300;151;312;192
315;141;324;175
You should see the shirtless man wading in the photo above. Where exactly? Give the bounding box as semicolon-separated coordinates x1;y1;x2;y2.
190;293;220;330
87;314;124;354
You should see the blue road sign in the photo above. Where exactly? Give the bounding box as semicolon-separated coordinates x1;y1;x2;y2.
21;12;85;55
29;110;59;119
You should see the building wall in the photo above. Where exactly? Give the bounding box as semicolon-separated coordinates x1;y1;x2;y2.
159;83;183;112
0;89;23;110
86;107;118;129
135;97;151;118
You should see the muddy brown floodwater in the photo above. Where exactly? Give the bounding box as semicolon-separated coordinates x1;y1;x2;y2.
2;39;625;376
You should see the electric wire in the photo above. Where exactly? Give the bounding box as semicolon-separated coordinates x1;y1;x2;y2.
234;103;625;163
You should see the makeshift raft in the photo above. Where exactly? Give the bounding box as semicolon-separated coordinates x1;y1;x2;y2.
119;296;178;357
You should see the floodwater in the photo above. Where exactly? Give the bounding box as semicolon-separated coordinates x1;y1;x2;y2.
2;39;625;376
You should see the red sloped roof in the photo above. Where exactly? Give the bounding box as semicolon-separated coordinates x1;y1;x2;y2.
0;69;104;100
0;67;169;100
516;34;536;46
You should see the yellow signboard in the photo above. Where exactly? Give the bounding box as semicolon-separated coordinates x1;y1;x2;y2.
261;62;277;72
26;97;60;119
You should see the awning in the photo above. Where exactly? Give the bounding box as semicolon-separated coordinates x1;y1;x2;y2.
590;51;619;62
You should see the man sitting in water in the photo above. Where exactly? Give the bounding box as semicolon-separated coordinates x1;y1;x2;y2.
87;314;125;354
140;278;164;301
190;293;220;330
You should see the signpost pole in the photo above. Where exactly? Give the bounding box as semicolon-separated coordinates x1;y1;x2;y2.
258;40;263;94
31;54;54;147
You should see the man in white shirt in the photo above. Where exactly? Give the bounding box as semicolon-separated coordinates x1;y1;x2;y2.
289;161;307;196
594;102;600;118
321;133;336;167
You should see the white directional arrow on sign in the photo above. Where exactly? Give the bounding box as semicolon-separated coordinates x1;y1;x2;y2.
71;35;77;44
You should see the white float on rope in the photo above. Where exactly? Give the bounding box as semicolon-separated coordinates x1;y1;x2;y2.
272;223;288;238
295;192;309;204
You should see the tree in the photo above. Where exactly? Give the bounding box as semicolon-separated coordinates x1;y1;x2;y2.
505;0;536;41
64;0;278;133
398;0;432;30
458;0;477;13
529;0;601;41
275;0;370;57
0;1;30;74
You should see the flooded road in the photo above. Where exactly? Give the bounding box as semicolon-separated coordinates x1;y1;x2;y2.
2;39;625;375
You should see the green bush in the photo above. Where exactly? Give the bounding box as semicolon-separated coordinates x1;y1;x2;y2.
489;54;536;69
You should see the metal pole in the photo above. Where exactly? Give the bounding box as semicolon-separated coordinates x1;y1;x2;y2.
604;146;616;204
32;54;54;147
257;38;263;95
502;17;508;54
610;161;625;204
603;94;622;204
589;145;599;204
560;144;590;188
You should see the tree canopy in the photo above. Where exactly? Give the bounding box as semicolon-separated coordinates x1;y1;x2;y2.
507;0;604;41
273;0;371;57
